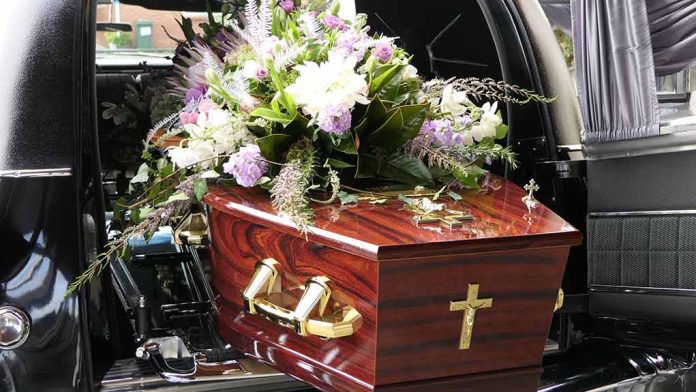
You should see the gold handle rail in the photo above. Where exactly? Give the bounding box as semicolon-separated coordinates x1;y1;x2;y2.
241;259;362;339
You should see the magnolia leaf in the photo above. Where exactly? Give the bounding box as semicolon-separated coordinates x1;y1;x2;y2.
256;134;293;162
331;132;358;155
378;154;433;186
355;97;388;139
355;153;379;178
364;110;403;147
365;104;428;150
448;191;463;201
338;191;358;205
369;64;403;96
193;178;208;201
250;107;295;127
327;158;355;169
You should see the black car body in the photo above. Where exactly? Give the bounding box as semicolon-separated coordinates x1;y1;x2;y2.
1;0;694;391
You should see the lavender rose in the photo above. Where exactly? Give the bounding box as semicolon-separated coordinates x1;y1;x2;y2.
279;0;294;13
372;41;393;62
223;144;268;187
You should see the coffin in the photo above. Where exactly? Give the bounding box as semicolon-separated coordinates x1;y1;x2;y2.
204;175;581;391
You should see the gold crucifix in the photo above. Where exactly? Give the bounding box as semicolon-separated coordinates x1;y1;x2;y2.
449;283;493;350
412;208;473;229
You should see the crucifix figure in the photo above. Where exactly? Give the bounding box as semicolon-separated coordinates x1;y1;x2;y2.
522;179;540;211
449;283;493;350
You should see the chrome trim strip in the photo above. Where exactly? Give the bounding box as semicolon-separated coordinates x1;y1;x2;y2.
589;210;696;217
591;285;696;297
0;168;72;178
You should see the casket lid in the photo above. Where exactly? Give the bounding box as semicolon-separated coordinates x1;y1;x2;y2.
204;175;581;261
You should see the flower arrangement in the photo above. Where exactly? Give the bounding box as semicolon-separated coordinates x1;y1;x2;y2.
66;0;551;295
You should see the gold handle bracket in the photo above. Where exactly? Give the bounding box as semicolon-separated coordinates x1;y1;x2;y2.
241;259;362;339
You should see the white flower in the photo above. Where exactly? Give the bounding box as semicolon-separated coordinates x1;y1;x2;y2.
206;108;230;127
480;101;502;128
168;147;199;169
470;102;502;141
402;65;419;81
188;140;216;168
286;51;369;118
461;131;474;146
241;60;262;79
440;84;470;116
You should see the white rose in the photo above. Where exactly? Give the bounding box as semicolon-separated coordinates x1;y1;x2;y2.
440;84;470;116
402;65;418;81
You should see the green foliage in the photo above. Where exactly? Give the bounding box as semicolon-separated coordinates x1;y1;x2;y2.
105;31;132;48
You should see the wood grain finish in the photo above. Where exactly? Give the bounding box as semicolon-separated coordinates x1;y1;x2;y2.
205;175;582;391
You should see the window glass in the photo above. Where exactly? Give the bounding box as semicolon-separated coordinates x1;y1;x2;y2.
96;2;214;58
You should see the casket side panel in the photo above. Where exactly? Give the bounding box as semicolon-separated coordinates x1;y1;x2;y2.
208;208;379;389
375;246;569;385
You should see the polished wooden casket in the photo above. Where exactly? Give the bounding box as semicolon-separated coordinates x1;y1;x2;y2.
204;175;581;391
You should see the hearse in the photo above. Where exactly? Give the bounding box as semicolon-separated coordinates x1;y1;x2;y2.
1;0;695;390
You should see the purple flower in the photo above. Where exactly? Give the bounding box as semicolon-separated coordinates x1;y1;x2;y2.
223;144;268;187
420;119;465;146
317;105;352;134
214;30;228;43
372;41;393;62
184;86;207;104
322;15;346;30
279;0;294;13
255;68;268;80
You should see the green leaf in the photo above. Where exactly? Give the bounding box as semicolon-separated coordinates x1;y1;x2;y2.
131;163;150;184
338;191;358;205
364;110;403;147
495;123;509;140
157;159;173;178
327;158;355;168
139;206;155;219
354;97;388;139
193;178;208;201
452;165;486;189
448;191;463;201
398;194;415;205
369;64;404;96
331;132;358;155
355;153;379;178
266;62;297;116
378;155;433;186
256;134;293;162
250;107;295;127
160;192;190;205
364;104;428;150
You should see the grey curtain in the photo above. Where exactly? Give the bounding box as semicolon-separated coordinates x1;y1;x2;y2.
542;3;572;34
572;0;660;144
648;0;696;76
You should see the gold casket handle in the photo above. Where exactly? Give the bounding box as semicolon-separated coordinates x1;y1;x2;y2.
241;259;362;339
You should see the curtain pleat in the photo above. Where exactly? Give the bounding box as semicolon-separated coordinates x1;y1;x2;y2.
571;0;660;144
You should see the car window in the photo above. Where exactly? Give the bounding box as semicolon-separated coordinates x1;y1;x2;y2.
96;2;216;58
